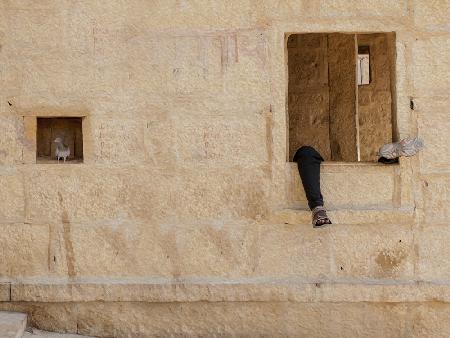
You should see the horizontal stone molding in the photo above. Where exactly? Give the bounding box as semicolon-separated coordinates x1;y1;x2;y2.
271;208;415;225
5;279;450;303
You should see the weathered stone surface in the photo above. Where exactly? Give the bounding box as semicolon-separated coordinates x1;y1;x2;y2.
0;116;23;165
411;303;450;338
0;311;27;338
287;162;397;209
24;329;93;338
357;33;395;162
414;0;450;31
84;117;147;165
319;0;408;17
0;284;10;302
10;280;450;303
2;301;449;337
0;0;449;335
288;33;331;160
0;169;24;223
418;112;450;173
0;224;49;278
331;224;414;279
272;208;414;226
145;114;268;169
328;33;358;161
0;303;77;334
421;175;450;225
413;36;450;96
416;225;450;280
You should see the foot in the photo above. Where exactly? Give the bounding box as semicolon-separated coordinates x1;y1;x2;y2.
378;136;424;160
312;206;332;228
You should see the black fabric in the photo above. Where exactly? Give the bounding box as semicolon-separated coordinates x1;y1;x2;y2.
293;146;324;210
378;156;399;164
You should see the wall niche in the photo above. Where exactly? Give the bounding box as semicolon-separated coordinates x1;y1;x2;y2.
36;117;83;163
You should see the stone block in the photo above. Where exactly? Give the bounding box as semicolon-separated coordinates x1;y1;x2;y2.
0;224;49;277
23;116;36;164
0;116;23;165
24;166;124;224
328;33;357;161
0;170;24;223
287;163;396;209
330;224;414;279
57;221;269;278
77;302;409;337
168;114;268;168
84;117;147;165
0;303;77;334
11;280;450;303
255;223;332;279
418;112;450;173
413;37;450;96
411;303;450;338
0;284;9;302
416;225;450;280
414;0;450;31
421;175;450;225
319;0;408;17
50;221;415;280
2;301;450;337
271;208;414;226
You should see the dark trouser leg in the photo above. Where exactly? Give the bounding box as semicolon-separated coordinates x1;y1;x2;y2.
293;146;324;210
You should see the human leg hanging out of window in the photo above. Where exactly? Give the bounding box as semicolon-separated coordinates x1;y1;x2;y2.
293;146;332;228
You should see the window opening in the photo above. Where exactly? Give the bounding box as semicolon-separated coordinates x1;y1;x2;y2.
357;46;370;85
287;32;396;162
36;117;83;163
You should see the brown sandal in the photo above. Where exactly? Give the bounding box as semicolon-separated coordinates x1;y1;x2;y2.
312;206;332;228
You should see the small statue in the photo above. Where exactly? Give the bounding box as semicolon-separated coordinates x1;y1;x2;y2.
54;138;70;163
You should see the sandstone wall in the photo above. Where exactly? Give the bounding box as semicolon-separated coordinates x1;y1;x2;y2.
358;33;395;162
287;33;331;160
0;0;449;336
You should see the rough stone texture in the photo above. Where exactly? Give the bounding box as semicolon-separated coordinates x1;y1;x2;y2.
24;328;92;338
0;224;49;278
414;0;450;31
328;33;358;161
0;116;24;165
357;33;394;162
421;175;450;225
287;162;397;209
0;311;27;338
288;33;331;160
417;111;450;173
416;225;450;280
318;0;408;17
0;0;448;336
413;36;450;96
10;280;450;303
2;301;450;338
0;285;10;302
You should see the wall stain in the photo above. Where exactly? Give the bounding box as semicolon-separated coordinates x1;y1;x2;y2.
58;192;76;278
375;249;407;277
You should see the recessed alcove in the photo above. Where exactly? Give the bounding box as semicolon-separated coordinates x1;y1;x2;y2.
287;32;396;162
36;117;83;163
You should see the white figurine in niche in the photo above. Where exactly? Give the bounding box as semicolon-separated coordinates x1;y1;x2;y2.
54;137;70;163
